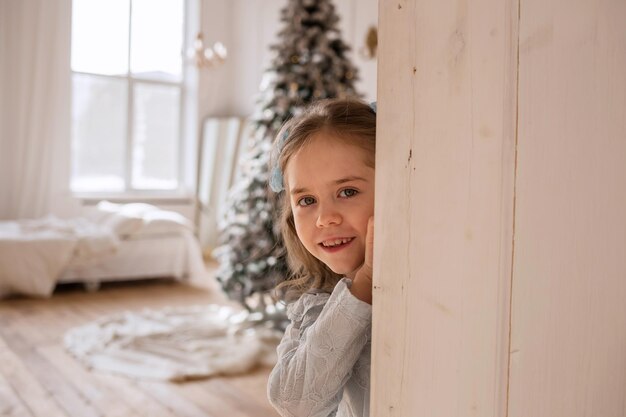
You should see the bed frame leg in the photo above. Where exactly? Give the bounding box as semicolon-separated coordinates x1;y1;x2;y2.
83;281;101;292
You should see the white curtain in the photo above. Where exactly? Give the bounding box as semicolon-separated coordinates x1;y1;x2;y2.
0;0;77;220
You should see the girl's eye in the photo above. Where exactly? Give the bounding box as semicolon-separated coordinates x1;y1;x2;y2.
339;188;359;198
297;196;316;206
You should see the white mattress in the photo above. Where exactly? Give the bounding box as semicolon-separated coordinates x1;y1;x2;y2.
59;234;189;283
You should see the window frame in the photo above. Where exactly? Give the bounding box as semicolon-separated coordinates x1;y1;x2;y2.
70;0;196;198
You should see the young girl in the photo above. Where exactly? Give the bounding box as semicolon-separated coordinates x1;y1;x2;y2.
267;98;376;417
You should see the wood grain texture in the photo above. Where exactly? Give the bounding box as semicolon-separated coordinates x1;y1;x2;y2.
510;0;626;416
0;280;279;417
0;337;68;417
373;0;519;416
0;370;33;417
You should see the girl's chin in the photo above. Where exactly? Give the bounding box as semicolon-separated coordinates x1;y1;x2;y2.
327;264;360;279
316;253;364;278
344;270;358;280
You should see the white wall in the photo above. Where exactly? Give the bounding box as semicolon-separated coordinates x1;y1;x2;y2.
334;0;378;102
0;1;9;217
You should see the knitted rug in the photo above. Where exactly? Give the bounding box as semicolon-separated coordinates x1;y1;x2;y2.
64;304;282;381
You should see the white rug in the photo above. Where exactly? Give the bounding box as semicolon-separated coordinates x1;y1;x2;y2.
64;304;282;381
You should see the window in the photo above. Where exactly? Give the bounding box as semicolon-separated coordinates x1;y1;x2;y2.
71;0;191;194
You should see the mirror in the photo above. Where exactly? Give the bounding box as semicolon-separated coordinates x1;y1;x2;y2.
196;116;252;250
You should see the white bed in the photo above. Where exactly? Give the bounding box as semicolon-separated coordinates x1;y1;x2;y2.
59;231;206;290
0;202;210;298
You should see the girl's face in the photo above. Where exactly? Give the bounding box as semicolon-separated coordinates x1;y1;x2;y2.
284;132;375;279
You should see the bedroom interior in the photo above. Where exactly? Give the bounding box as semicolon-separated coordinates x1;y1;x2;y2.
3;0;625;415
0;0;377;415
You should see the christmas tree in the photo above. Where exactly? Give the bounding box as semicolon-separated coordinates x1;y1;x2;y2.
212;0;360;328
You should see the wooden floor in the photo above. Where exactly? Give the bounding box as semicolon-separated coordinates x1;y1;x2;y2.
0;279;280;417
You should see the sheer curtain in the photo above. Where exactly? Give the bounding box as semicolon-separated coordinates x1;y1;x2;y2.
0;0;77;220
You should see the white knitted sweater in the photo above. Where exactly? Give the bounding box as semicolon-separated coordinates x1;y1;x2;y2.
268;278;372;417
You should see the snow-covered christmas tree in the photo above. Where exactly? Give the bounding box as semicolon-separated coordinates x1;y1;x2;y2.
212;0;360;327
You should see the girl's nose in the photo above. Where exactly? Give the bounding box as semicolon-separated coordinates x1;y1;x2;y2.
316;204;342;228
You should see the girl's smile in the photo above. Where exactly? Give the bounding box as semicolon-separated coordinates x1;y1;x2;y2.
284;131;375;278
319;236;355;251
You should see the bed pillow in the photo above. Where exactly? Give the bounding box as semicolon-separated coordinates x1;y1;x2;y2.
97;201;159;217
90;201;157;237
99;212;144;237
134;210;195;236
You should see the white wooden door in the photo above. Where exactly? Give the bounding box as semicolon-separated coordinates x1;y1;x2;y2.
372;0;518;415
373;0;626;416
509;0;626;415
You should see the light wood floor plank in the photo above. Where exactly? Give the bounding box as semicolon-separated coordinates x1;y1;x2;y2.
0;337;68;417
0;280;279;417
208;375;278;416
94;374;180;417
136;380;215;417
38;345;140;417
0;326;101;417
0;371;34;417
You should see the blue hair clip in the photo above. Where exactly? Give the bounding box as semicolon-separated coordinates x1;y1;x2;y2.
369;101;377;113
269;129;290;192
269;166;284;193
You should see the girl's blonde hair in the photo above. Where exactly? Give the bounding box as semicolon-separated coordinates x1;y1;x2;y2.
272;98;376;301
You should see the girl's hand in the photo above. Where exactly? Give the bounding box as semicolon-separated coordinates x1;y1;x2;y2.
350;216;374;304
